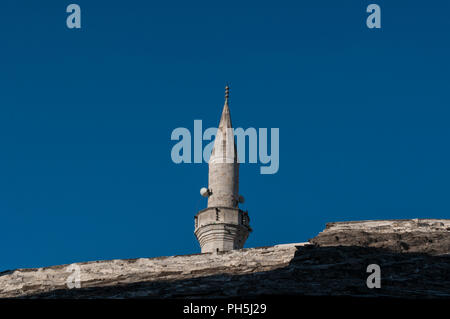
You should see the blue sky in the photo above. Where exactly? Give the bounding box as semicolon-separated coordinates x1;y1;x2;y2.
1;0;449;270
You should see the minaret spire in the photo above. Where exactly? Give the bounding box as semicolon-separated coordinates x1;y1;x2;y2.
220;85;232;129
211;85;236;165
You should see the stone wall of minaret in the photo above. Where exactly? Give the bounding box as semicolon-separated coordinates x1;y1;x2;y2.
194;86;251;253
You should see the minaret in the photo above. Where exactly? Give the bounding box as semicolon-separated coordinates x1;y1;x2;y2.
195;86;252;253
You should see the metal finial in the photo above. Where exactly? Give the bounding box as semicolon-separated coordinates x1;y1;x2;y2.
225;85;230;100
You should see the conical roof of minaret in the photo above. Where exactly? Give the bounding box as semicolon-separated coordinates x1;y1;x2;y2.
210;86;238;164
218;87;233;129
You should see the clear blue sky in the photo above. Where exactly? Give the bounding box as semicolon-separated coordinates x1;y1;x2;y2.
1;0;449;271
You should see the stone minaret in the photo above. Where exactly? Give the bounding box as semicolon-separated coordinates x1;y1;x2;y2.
194;86;252;253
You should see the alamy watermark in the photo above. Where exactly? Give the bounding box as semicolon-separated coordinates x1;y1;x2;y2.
66;4;81;29
366;264;381;289
66;264;81;289
170;120;279;175
366;4;381;29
